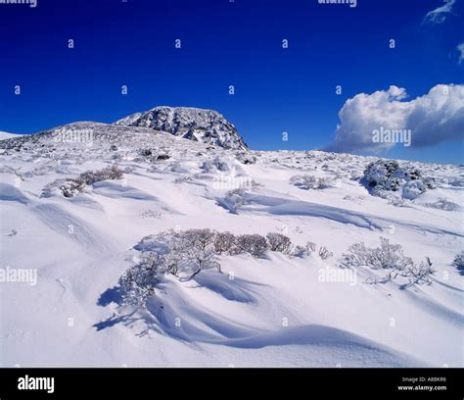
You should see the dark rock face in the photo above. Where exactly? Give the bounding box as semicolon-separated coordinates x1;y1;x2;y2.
117;106;247;150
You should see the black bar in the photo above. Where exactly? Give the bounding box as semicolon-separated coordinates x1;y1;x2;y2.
0;368;463;399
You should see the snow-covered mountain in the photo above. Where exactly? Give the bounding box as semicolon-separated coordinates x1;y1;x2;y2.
0;131;22;141
0;117;463;368
116;106;247;150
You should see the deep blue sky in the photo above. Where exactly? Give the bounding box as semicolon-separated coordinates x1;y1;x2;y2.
0;0;462;163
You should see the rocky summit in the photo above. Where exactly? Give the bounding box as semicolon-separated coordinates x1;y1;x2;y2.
116;106;247;150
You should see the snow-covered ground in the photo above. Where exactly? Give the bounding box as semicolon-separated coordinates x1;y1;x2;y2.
0;131;22;141
0;120;463;367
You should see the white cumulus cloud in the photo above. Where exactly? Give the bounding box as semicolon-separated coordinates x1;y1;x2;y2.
458;43;464;64
326;84;464;153
423;0;456;24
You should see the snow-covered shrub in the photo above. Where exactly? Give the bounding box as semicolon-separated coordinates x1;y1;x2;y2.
214;231;237;255
119;252;164;307
79;165;124;185
139;148;153;157
49;165;124;197
307;242;317;252
291;246;308;258
168;162;189;173
291;241;317;258
235;234;268;257
422;176;436;189
404;257;434;287
7;229;17;237
341;238;413;271
173;176;193;184
180;228;215;252
120;228;296;306
266;232;292;254
363;160;435;200
59;179;87;198
402;180;428;200
453;252;464;274
318;246;334;260
364;160;402;192
340;238;434;287
128;229;220;289
221;188;248;214
236;152;257;165
139;209;162;219
138;148;170;161
318;177;334;189
201;156;232;173
167;229;220;280
290;175;334;190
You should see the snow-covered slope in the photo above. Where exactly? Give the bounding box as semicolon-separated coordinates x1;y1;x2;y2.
0;124;462;367
116;106;247;150
0;131;22;140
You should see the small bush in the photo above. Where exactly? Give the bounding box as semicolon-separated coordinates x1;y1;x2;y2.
363;160;435;200
174;176;193;184
402;180;428;200
138;149;170;162
79;165;124;185
236;152;257;165
318;246;334;260
214;231;237;255
266;232;292;254
181;228;215;251
453;252;464;274
222;188;248;214
139;148;153;157
119;252;164;307
235;234;268;257
341;237;413;271
340;237;434;287
201;157;232;173
59;179;87;198
404;257;434;288
291;241;317;258
290;175;333;190
48;165;124;198
167;229;220;280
